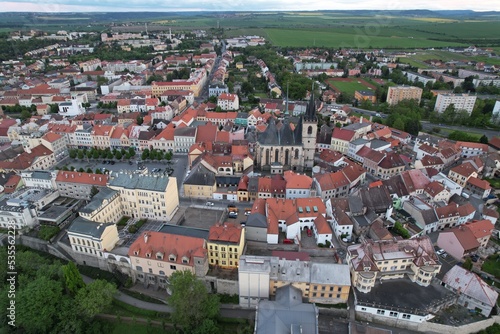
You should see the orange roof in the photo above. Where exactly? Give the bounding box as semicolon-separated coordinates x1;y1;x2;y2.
56;171;108;186
91;125;115;137
3;175;22;194
218;93;237;101
129;231;206;264
42;132;62;143
457;141;488;152
332;127;355;141
449;226;481;250
283;171;312;189
424;181;446;197
208;223;243;244
314;215;332;235
315;171;350;191
458;203;476;217
195;122;218;143
215;131;230;143
465;220;494;239
450;162;477;178
467;177;491;190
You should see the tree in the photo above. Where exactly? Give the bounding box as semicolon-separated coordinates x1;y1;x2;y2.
392;118;405;131
77;150;84;160
128;147;136;157
62;262;84;295
78;167;85;173
463;257;473;271
90;186;99;197
136;116;144;125
76;279;116;319
480;135;489;144
141;148;150;160
20;109;31;121
168;271;220;333
115;151;123;160
17;276;63;333
86;168;93;173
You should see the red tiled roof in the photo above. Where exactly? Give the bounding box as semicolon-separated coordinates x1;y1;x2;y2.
314;215;332;235
208;223;243;244
332;127;355;141
467;177;491;190
129;231;206;264
42;132;62;143
56;171;108;186
465;220;494;239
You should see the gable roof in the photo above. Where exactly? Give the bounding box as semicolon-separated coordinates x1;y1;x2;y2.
443;265;498;307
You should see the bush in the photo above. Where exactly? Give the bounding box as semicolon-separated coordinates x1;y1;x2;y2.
38;226;60;241
128;225;138;234
218;294;239;304
136;219;147;229
393;221;411;239
117;216;130;226
325;240;332;248
318;243;325;248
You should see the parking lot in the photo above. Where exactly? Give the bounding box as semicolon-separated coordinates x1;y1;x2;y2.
181;206;248;230
58;155;188;192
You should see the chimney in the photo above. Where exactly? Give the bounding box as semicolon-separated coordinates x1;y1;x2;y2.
360;116;363;124
144;233;149;243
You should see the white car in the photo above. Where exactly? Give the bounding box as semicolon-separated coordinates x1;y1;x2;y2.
206;202;214;206
436;249;447;258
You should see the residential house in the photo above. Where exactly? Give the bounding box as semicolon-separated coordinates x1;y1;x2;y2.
330;128;356;153
437;226;480;260
283;171;314;199
79;188;122;224
207;222;245;269
465;177;492;199
128;230;208;289
448;162;478;187
442;265;498;317
56;171;108;200
183;163;216;199
464;220;495;249
217;93;239;111
67;217;119;259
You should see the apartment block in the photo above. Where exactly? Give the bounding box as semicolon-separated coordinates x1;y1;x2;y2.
67;217;119;259
207;222;245;269
434;93;477;115
386;86;423;106
56;171;108;200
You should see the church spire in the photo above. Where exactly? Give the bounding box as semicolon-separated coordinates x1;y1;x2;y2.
304;83;317;122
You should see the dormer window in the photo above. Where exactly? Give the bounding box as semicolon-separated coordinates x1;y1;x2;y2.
169;254;177;262
133;250;139;256
146;252;151;258
156;252;164;260
182;256;189;264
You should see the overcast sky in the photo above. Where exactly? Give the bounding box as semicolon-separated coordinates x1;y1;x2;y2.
0;0;498;12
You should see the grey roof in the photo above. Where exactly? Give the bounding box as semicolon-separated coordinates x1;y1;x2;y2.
310;263;351;286
351;138;369;145
67;217;114;238
158;224;209;240
248;176;259;193
355;279;455;316
174;127;197;137
109;173;170;192
370;139;389;150
184;164;215;186
246;214;268;228
80;187;118;214
255;285;318;334
215;175;240;186
382;175;409;198
360;187;392;214
29;171;53;180
258;118;303;146
236;112;248;119
344;122;371;131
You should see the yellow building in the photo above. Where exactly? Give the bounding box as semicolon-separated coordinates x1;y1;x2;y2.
183;164;217;199
109;173;179;221
386;85;423;106
347;236;441;293
79;187;122;224
128;230;208;289
208;223;245;269
67;217;119;258
269;259;351;304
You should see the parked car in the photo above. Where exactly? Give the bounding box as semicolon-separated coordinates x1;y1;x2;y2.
110;160;115;165
307;228;312;237
206;202;214;206
283;239;294;244
436;249;445;256
129;161;133;165
103;160;108;164
228;204;236;208
228;212;237;219
244;208;252;216
471;254;480;262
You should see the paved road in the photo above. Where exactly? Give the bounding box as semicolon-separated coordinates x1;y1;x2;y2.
421;121;499;139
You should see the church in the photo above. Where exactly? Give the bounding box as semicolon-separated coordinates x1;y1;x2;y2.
254;95;317;172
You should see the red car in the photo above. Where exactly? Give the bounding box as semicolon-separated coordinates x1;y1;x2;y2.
307;228;312;237
283;239;294;244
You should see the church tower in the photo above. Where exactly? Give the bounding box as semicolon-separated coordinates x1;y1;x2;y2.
302;91;317;169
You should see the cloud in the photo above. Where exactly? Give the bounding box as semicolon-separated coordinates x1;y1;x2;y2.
0;0;498;12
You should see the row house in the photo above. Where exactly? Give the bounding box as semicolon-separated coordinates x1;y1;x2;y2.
174;127;197;154
330;127;356;153
448;162;478;187
207;222;245;269
151;124;175;152
79;187;122;224
0;144;56;173
314;171;350;200
72;125;93;149
217;93;239;111
456;141;489;158
56;170;108;200
109;126;130;150
465;177;492;199
128;231;208;289
91;125;115;150
67;218;119;259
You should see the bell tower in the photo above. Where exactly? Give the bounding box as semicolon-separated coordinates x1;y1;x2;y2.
302;90;317;169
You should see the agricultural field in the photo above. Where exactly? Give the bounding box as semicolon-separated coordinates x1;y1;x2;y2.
326;78;377;95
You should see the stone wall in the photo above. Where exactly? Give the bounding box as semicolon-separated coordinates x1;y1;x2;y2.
17;235;71;261
203;276;238;295
356;312;500;334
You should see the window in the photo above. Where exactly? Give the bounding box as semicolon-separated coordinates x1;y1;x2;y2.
402;314;411;319
377;310;385;315
170;265;176;270
159;270;165;276
149;268;153;274
136;266;143;272
389;311;398;317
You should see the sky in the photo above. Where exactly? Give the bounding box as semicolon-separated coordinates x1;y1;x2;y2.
0;0;498;12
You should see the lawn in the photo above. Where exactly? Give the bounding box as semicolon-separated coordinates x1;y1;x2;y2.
481;254;500;279
326;78;376;95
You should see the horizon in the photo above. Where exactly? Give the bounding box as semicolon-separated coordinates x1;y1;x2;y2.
0;1;499;13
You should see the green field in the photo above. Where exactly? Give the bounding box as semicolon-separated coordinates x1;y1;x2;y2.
326;79;376;94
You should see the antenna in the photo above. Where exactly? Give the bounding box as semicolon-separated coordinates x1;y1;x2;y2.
145;23;148;35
